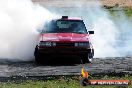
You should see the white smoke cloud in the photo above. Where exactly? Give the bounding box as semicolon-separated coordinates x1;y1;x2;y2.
53;1;132;57
83;7;120;57
89;7;132;57
0;0;57;60
0;0;131;61
113;13;132;57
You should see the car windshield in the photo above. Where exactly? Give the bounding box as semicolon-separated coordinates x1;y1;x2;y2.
42;20;88;34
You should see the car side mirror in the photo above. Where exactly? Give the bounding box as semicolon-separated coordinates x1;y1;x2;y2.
88;31;94;34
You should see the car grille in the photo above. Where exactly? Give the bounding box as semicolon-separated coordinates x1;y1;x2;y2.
56;43;74;47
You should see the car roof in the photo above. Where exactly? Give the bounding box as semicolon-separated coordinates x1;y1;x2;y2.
60;17;82;21
54;16;83;21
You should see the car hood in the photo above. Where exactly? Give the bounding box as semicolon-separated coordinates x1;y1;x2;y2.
40;33;89;42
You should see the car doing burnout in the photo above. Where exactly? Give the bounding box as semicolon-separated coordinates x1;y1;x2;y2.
34;16;94;63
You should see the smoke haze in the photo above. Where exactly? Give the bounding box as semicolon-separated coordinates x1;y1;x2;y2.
51;2;132;57
86;7;132;57
0;0;132;61
0;0;57;60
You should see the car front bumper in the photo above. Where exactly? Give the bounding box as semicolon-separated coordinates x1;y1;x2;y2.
35;46;93;56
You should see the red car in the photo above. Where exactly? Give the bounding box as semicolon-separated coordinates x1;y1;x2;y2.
34;16;94;63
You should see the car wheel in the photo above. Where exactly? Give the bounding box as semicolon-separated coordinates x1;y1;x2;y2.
81;54;88;63
35;54;42;64
35;54;48;64
88;49;94;63
82;53;93;63
34;46;42;64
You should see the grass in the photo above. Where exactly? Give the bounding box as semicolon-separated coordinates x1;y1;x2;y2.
0;75;131;88
123;7;132;17
103;6;132;18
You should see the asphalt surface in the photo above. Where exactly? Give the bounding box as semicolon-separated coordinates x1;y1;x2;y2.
0;57;131;78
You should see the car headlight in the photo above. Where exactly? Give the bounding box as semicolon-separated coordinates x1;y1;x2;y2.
39;42;56;46
74;42;90;47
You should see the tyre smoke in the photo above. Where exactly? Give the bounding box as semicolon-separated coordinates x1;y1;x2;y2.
85;7;132;57
80;5;132;57
48;1;132;57
0;0;132;61
0;0;57;61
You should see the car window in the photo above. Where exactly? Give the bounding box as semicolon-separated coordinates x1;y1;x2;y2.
42;20;87;34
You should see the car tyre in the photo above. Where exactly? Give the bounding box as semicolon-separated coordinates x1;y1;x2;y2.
82;52;94;63
34;46;42;64
34;52;42;64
